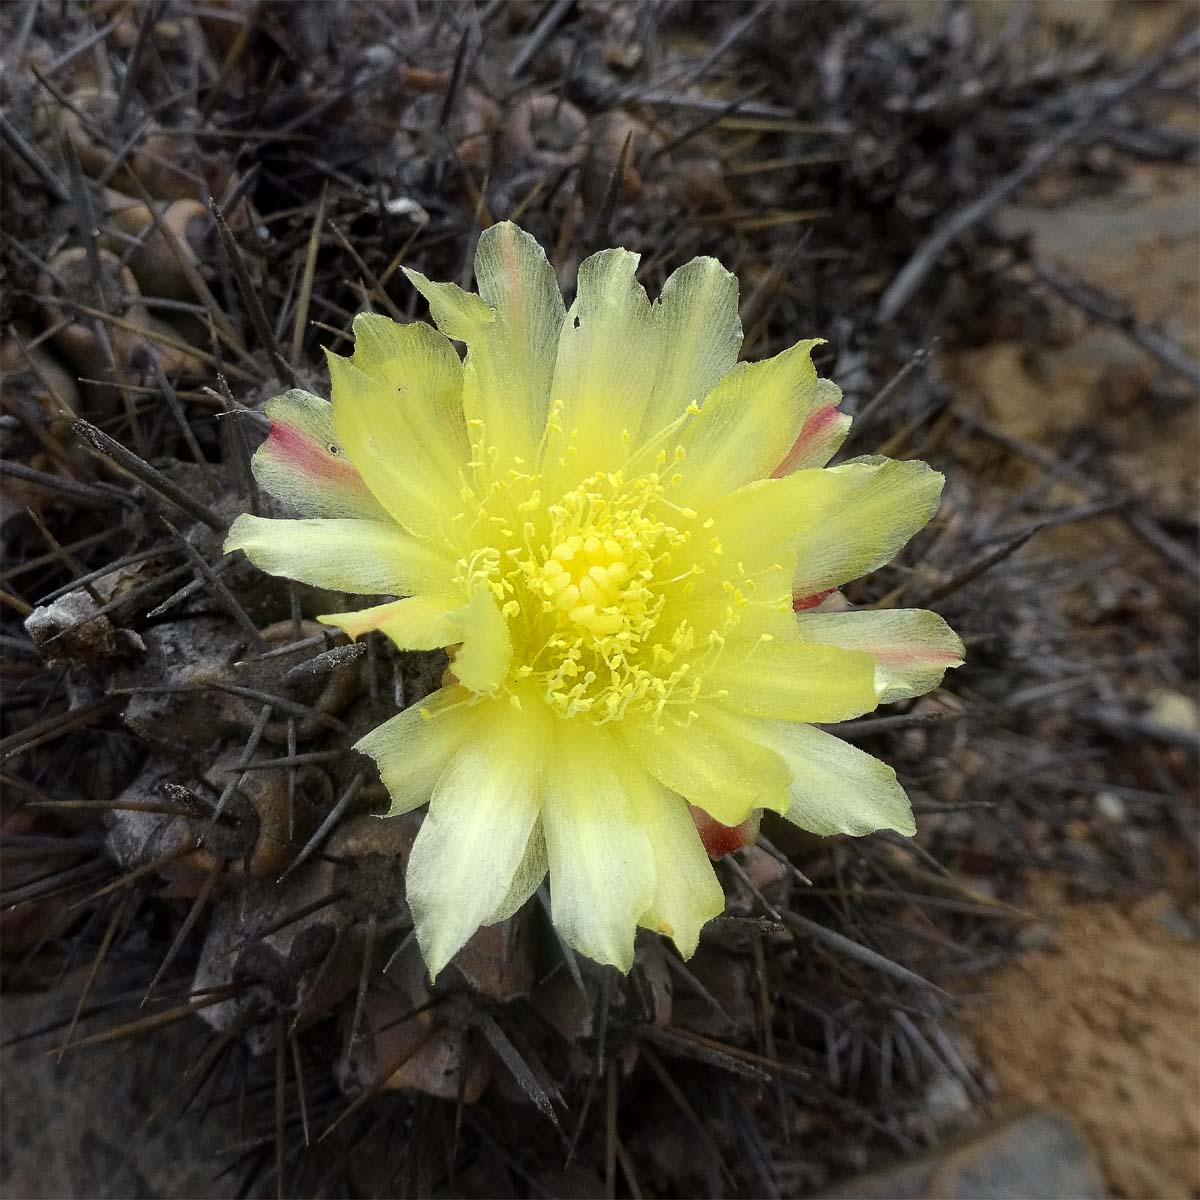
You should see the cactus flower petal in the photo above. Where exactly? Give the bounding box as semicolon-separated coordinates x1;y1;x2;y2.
406;222;564;463
353;687;473;817
541;724;654;972
755;721;916;837
787;458;945;596
319;589;512;694
224;513;452;596
774;379;852;474
633;772;726;959
711;640;880;723
676;338;824;499
796;608;966;703
623;704;792;826
406;693;549;977
251;388;387;520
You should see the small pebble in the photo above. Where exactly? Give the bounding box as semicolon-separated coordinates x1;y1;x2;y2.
1094;791;1126;823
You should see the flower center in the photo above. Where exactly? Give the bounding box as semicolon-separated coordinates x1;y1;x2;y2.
540;534;630;636
451;440;787;724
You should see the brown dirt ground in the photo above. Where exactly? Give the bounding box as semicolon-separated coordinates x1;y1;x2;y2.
948;135;1200;1200
967;877;1200;1200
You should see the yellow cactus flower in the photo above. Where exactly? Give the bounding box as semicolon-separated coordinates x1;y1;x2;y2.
225;223;963;977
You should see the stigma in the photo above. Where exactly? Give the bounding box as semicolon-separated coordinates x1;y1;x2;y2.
540;534;630;636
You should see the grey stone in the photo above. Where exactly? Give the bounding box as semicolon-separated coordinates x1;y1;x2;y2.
815;1109;1108;1200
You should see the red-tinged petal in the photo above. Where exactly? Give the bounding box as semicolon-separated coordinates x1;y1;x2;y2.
773;401;851;476
689;805;762;859
671;338;823;501
795;608;964;703
792;587;836;612
252;389;387;520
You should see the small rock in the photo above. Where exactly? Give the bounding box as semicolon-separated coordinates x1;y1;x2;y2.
925;1073;972;1125
25;590;144;663
815;1109;1108;1199
1016;921;1059;952
1153;907;1200;943
1146;689;1200;736
1094;791;1126;823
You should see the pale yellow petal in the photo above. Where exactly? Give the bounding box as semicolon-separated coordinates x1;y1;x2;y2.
713;458;943;595
755;721;916;837
485;820;546;925
473;221;565;451
711;639;880;723
541;723;654;971
318;596;458;646
796;608;964;703
446;587;512;693
319;589;511;694
400;269;494;341
353;686;474;816
250;389;387;520
346;312;470;485
327;348;465;538
545;248;656;482
640;255;742;441
699;474;814;580
626;769;724;959
406;223;565;463
789;458;944;596
224;514;452;596
676;338;823;499
406;694;552;978
622;704;791;826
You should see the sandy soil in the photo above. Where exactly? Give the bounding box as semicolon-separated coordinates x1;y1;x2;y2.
967;882;1200;1200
